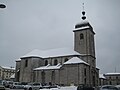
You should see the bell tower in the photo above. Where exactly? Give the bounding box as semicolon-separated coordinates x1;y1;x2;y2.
73;4;99;87
73;4;95;58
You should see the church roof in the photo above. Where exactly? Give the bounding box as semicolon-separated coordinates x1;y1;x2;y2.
63;57;89;65
76;20;89;25
74;26;90;31
73;20;95;34
99;74;106;79
34;63;62;70
21;48;81;58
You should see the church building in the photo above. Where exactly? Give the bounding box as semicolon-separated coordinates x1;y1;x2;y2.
15;9;99;87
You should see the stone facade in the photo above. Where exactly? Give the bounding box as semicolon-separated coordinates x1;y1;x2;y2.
15;19;99;87
104;73;120;85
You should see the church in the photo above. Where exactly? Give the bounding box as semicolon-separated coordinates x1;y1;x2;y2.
15;9;99;87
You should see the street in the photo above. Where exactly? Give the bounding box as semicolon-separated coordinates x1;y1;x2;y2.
6;89;24;90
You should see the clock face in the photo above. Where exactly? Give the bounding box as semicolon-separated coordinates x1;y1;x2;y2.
0;4;6;8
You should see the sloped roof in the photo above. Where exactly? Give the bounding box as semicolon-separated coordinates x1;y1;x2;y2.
73;26;90;31
10;74;15;78
99;74;106;79
104;73;120;76
21;48;81;58
1;66;15;70
63;57;89;65
34;64;62;70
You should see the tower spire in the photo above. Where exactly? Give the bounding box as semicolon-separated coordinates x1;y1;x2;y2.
82;3;86;20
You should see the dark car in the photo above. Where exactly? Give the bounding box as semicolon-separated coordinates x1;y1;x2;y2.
0;80;5;90
77;84;94;90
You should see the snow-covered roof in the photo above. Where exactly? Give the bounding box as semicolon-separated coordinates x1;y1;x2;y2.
104;73;120;76
99;74;106;79
10;74;15;78
73;26;90;31
1;66;15;70
21;48;81;58
16;58;21;61
63;57;89;65
34;63;62;70
76;20;89;25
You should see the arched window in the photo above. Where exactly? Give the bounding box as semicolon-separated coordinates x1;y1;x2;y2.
54;59;58;65
64;58;68;62
45;60;48;66
80;33;84;39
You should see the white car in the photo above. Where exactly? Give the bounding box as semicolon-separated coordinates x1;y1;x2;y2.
10;82;24;89
115;85;120;90
100;85;118;90
24;82;42;90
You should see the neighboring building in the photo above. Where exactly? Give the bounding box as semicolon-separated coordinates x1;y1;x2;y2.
104;73;120;85
99;74;106;86
0;66;15;80
15;10;99;87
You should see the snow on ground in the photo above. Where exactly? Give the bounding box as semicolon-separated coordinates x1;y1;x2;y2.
40;86;77;90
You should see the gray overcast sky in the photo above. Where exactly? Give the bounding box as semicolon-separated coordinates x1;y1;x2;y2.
0;0;120;74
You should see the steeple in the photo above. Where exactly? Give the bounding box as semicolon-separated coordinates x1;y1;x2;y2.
73;3;95;58
81;3;86;20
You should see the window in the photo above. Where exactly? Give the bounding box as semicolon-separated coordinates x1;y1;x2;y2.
45;60;48;66
54;59;58;65
109;81;112;85
64;58;68;62
84;68;86;76
84;78;86;84
80;33;84;39
25;59;28;67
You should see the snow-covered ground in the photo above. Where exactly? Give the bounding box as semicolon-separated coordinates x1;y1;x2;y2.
40;86;77;90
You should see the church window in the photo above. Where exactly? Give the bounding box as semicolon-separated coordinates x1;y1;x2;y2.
109;81;112;85
64;58;68;62
51;70;55;83
84;78;86;84
54;59;58;65
80;33;84;39
84;68;87;76
45;60;48;66
25;59;28;67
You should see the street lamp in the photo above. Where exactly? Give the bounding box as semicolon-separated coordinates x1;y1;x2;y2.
0;4;6;8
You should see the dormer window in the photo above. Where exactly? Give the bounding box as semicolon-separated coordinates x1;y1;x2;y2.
80;33;84;39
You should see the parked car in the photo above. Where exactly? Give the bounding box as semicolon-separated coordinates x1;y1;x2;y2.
10;82;24;89
24;82;42;90
77;84;94;90
100;85;118;90
3;81;13;88
115;85;120;90
0;80;5;90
